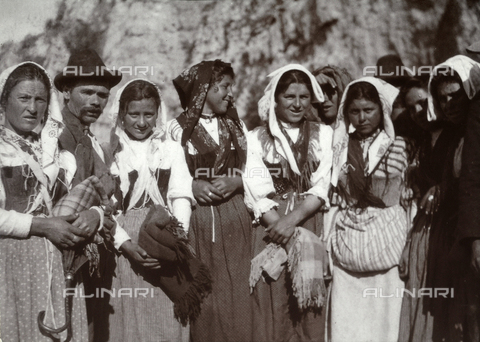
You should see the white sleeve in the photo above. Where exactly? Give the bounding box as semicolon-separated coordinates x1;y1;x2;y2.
243;129;278;220
166;141;195;209
303;124;333;207
0;208;32;238
166;119;183;142
113;221;131;250
171;197;192;232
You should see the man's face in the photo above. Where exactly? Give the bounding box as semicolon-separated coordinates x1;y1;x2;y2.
64;80;110;125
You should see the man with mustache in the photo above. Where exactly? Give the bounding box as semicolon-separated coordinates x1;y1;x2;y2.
54;48;122;341
55;48;121;193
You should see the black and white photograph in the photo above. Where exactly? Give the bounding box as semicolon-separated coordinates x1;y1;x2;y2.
0;0;480;341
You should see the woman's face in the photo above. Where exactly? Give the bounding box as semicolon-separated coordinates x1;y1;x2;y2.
347;97;382;137
123;98;158;140
437;80;469;124
321;84;339;121
204;75;234;115
276;82;312;124
4;79;48;136
405;87;429;130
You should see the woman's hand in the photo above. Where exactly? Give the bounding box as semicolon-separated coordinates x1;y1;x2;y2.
400;187;414;210
192;179;224;204
211;176;242;199
72;209;101;238
31;214;90;249
331;191;348;209
398;242;410;280
120;240;162;269
266;215;297;245
419;185;440;215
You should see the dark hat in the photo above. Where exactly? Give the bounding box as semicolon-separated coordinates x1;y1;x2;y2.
466;41;480;54
54;49;122;91
374;54;411;87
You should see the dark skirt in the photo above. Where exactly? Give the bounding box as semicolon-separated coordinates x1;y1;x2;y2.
251;195;326;342
189;193;254;342
399;209;462;342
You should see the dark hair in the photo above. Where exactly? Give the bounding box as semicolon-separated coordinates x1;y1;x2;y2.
343;81;383;118
211;60;235;86
1;63;51;109
398;77;428;108
430;68;463;104
274;70;314;101
118;80;160;118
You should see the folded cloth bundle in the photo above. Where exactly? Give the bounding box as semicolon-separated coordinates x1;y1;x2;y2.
250;227;327;310
137;205;213;326
52;175;113;277
38;175;114;339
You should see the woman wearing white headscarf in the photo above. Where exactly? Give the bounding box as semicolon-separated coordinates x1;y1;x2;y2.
398;55;480;342
327;77;411;342
0;62;88;341
106;79;195;342
244;64;332;342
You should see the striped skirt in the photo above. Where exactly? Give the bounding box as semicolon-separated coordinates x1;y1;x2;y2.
108;207;189;342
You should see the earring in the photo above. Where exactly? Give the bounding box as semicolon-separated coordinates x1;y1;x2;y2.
214;86;219;92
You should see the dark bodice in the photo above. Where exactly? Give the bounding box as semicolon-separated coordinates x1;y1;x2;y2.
113;169;171;211
1;165;43;214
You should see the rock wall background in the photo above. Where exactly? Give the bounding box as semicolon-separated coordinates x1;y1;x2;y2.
1;0;479;138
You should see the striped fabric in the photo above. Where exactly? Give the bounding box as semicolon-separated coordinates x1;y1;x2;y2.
374;137;410;179
330;136;410;272
331;204;408;272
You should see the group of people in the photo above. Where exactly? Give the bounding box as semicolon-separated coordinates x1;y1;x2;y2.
1;44;480;342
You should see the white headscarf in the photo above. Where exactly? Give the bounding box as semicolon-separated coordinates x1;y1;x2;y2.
0;61;64;191
427;55;480;121
257;64;325;175
331;77;399;186
109;78;169;210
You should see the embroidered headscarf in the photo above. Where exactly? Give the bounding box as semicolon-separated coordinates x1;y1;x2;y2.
331;77;399;186
257;64;325;175
109;78;170;211
427;55;480;121
0;62;64;196
172;59;247;169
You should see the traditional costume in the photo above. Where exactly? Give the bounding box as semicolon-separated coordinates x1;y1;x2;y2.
327;76;410;342
0;62;88;341
167;60;254;342
106;78;196;342
244;64;332;342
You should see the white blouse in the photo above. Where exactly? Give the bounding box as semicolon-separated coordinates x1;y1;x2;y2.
243;122;333;220
111;133;195;249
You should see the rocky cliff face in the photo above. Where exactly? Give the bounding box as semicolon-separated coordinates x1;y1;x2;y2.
1;0;479;134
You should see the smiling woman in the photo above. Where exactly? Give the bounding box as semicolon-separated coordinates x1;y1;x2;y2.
244;64;332;342
106;78;197;342
118;80;160;140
